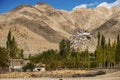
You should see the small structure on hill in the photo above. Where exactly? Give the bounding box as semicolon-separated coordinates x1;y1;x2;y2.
33;63;46;71
70;29;97;52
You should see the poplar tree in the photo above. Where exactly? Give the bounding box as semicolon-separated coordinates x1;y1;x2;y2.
96;45;103;67
111;41;116;67
59;39;71;57
6;31;12;50
115;34;120;65
117;34;120;43
101;34;105;48
106;39;111;67
98;31;101;46
6;31;22;58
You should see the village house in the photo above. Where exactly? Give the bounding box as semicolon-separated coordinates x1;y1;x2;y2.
33;63;46;71
9;59;27;72
9;59;46;72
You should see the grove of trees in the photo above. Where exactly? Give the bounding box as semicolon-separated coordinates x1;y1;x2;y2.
1;30;120;70
29;39;92;70
0;31;23;67
30;32;120;70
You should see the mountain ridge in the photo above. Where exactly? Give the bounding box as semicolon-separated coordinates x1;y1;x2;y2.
0;3;120;56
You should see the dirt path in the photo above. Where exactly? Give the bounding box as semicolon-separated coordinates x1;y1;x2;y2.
0;71;120;80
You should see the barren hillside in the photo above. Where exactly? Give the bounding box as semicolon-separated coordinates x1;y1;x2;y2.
0;3;120;56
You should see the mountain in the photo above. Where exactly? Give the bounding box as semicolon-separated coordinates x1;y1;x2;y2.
92;10;120;42
0;2;120;56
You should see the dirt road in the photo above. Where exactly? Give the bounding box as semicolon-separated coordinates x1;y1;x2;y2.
1;71;120;80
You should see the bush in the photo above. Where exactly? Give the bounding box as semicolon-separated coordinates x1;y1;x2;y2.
22;63;34;72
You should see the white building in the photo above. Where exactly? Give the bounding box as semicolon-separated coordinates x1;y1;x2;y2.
33;63;46;71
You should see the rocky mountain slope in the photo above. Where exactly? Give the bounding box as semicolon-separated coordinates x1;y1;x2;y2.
0;2;120;56
92;10;120;42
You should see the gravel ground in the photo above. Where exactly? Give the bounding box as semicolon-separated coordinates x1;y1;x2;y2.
1;71;120;80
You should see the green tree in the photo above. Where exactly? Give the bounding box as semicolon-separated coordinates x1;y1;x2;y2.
96;33;105;68
106;39;112;67
80;49;90;68
117;34;120;43
10;37;19;58
18;49;24;59
115;41;120;64
101;34;105;48
6;31;23;58
110;41;116;67
0;47;8;67
6;31;12;49
59;39;71;57
22;63;34;71
98;31;101;46
96;45;104;68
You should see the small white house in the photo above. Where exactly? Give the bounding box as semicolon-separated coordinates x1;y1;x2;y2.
33;63;46;71
83;32;90;36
